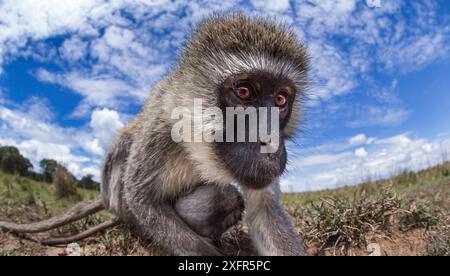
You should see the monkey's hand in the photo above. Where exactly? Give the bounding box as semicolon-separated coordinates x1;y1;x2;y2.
243;181;307;256
127;200;223;256
175;184;244;238
123;180;223;255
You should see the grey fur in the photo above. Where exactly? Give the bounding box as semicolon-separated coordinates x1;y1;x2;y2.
175;185;244;238
243;182;306;256
100;14;309;256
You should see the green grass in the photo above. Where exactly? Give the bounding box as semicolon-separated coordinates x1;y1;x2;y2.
0;173;100;221
0;173;117;256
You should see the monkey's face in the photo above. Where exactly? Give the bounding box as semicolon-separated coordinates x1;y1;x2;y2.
214;71;295;189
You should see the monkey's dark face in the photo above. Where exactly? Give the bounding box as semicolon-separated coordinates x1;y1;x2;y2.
214;71;296;189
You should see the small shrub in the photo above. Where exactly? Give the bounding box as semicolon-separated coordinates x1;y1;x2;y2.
400;203;439;231
444;169;450;177
52;165;81;200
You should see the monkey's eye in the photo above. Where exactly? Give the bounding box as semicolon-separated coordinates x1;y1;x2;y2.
274;91;288;107
233;83;254;101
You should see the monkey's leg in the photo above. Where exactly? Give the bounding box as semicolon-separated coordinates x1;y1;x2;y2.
175;184;244;238
243;180;307;256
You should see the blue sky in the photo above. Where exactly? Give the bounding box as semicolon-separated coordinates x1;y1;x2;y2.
0;0;449;192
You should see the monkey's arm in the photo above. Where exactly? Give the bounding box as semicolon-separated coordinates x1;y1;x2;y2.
104;128;222;256
243;181;306;256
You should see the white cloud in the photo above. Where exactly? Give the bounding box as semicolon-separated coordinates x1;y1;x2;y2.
59;36;88;62
295;0;357;31
66;163;101;181
4;139;88;165
103;26;136;50
0;0;103;65
355;147;368;158
374;79;400;104
22;96;55;122
349;134;367;146
366;0;382;8
375;134;411;145
0;0;448;115
307;42;357;102
35;69;139;117
380;33;450;73
250;0;291;13
0;0;99;39
90;108;124;148
290;152;353;168
283;133;450;192
294;0;450;102
0;104;67;144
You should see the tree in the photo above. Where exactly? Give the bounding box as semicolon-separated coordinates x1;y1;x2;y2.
79;174;100;191
39;159;58;183
27;171;45;182
0;146;33;176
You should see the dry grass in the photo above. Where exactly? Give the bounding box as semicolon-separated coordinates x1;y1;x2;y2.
282;162;450;256
286;188;448;255
289;189;401;253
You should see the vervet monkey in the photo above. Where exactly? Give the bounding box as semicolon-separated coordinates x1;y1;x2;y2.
0;14;309;256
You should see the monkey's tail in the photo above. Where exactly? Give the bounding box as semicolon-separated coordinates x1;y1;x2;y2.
40;218;121;246
0;198;104;234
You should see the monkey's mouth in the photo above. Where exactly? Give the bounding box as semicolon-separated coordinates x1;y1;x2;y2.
214;141;287;189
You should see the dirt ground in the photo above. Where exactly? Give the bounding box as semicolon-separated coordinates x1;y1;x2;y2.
0;223;436;256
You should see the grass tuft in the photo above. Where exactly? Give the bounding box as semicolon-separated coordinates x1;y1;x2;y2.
292;188;402;253
400;203;439;231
